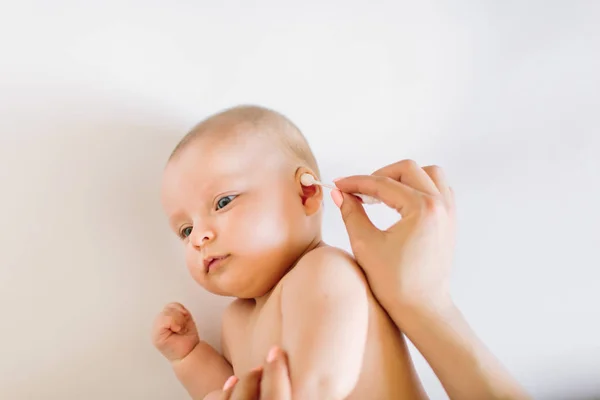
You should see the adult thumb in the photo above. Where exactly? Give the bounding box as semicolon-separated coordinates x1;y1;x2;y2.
332;191;379;247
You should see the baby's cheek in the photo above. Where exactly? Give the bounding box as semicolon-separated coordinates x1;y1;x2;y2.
184;247;203;280
232;205;292;254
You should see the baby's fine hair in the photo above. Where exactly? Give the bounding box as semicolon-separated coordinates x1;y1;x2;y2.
169;105;321;179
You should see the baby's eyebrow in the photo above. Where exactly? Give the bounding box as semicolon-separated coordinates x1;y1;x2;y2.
168;212;187;229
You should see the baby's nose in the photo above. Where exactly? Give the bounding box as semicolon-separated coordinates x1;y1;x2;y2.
190;227;215;247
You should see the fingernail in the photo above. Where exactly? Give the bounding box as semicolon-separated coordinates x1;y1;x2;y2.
332;177;343;182
331;190;343;208
223;375;238;391
267;346;279;362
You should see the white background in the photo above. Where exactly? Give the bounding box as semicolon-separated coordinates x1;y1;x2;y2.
1;1;599;399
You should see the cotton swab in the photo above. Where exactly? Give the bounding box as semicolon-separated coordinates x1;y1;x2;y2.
300;173;381;205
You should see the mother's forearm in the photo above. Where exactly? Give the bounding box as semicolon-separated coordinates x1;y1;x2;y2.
392;299;530;400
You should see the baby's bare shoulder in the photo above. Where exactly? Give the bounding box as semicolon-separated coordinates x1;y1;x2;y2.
283;245;368;291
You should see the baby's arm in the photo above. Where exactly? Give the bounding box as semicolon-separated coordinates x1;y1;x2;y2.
152;303;232;400
171;340;233;400
281;247;369;399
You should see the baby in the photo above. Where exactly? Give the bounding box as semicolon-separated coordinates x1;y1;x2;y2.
152;105;427;399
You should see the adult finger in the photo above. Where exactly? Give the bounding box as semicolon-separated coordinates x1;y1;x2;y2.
422;165;452;203
260;347;292;400
372;159;439;195
331;190;381;250
218;376;237;400
230;368;263;400
333;175;421;215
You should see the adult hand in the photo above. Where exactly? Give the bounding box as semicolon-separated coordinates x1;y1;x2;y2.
219;346;292;400
331;159;456;312
332;160;530;400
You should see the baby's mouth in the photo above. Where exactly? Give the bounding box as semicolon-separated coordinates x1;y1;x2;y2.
203;255;230;272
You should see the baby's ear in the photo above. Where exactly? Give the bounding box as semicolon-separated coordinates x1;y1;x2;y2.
296;167;323;216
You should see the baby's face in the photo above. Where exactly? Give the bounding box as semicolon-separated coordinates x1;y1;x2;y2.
161;132;318;298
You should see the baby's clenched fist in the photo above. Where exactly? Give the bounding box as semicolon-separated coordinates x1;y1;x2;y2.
152;302;199;362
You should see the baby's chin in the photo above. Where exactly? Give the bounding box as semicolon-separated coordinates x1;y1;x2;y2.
199;273;281;299
191;255;293;298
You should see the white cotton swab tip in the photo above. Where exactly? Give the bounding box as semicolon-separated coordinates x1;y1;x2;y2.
300;173;381;205
300;173;318;187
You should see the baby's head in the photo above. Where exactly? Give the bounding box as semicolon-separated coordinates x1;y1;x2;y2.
161;105;323;299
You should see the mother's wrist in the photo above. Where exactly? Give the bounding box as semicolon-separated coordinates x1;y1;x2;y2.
389;292;457;328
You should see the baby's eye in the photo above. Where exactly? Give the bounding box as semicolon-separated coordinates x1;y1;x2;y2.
180;226;193;238
216;195;236;210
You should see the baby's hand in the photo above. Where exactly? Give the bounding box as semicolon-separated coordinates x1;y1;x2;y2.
152;302;200;362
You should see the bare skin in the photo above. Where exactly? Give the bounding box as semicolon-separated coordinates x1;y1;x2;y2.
153;128;426;399
331;161;530;400
219;245;426;400
218;347;292;400
219;160;530;400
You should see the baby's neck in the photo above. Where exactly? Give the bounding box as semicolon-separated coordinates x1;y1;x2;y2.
297;235;326;261
252;235;325;309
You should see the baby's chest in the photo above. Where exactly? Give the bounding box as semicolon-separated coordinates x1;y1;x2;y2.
227;299;283;375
